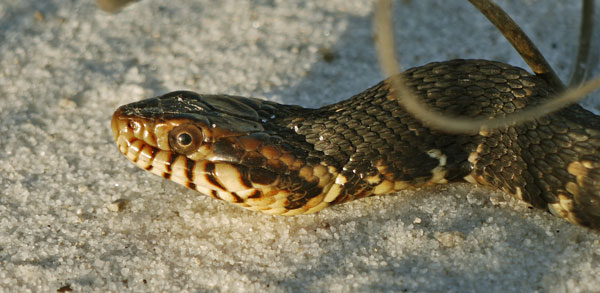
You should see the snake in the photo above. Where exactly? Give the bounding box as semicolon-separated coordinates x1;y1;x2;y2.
111;59;600;230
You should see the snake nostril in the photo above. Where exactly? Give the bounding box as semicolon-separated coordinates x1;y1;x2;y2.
128;120;140;132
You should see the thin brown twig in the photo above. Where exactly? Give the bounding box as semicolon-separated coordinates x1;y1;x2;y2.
467;0;564;91
373;0;600;134
96;0;140;13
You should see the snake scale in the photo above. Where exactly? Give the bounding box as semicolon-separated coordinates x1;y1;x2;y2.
112;59;600;230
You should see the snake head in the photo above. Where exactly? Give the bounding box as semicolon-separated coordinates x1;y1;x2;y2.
111;91;333;215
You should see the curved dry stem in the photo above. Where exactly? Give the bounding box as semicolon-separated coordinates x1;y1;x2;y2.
374;0;600;134
468;0;564;91
96;0;140;13
569;0;595;87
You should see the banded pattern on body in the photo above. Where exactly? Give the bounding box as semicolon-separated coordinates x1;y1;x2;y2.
112;59;600;230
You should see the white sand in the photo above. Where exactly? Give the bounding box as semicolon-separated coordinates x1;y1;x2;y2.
1;0;599;291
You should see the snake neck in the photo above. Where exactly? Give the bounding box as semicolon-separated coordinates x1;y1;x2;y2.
283;79;479;204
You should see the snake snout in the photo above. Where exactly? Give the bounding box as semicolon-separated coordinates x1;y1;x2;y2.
111;107;138;156
111;107;125;143
111;106;160;155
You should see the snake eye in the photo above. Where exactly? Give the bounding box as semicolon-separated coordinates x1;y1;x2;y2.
168;123;203;155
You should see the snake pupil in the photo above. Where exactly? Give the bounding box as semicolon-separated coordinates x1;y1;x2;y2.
167;123;203;155
177;133;193;146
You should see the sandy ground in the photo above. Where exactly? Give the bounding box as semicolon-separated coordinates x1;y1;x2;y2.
1;0;599;291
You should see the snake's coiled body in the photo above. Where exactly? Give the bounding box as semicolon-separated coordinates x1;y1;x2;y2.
112;59;600;230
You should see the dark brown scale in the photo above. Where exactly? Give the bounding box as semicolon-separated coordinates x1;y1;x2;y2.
204;162;225;190
247;190;261;199
225;164;253;189
248;168;278;185
213;139;245;162
185;157;195;182
143;145;159;171
240;151;267;166
165;153;176;173
230;192;243;203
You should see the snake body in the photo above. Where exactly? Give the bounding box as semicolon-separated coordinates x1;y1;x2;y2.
112;59;600;230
